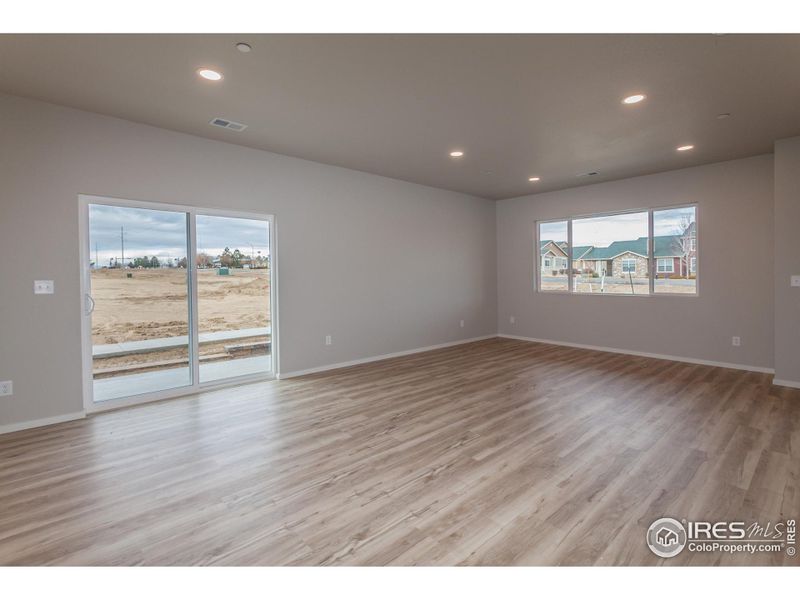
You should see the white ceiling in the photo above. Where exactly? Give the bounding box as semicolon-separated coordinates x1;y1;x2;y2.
1;34;799;200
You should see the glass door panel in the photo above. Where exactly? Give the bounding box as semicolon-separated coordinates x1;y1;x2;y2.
195;215;272;383
88;204;192;401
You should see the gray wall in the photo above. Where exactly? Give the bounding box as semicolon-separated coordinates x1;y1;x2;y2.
773;137;800;384
1;91;795;433
496;155;775;369
0;93;497;428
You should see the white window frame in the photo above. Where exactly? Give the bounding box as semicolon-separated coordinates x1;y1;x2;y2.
534;220;570;292
621;258;637;273
535;203;698;297
690;256;697;273
656;258;674;273
79;194;279;414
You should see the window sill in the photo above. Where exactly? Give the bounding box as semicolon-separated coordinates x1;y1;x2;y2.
536;290;699;298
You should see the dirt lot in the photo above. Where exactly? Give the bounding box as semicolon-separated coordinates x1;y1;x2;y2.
90;268;270;376
90;268;270;345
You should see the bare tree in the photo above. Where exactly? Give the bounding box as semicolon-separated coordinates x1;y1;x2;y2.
196;252;213;268
668;215;695;277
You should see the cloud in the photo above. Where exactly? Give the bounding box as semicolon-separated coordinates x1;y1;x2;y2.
88;204;269;266
541;207;695;248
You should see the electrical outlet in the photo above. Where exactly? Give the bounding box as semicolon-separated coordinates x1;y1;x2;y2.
509;316;516;324
325;335;332;346
0;381;12;396
732;336;741;347
34;280;54;295
791;275;800;287
459;320;465;328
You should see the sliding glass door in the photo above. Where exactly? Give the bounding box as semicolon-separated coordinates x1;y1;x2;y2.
88;204;193;401
81;196;275;409
196;214;272;384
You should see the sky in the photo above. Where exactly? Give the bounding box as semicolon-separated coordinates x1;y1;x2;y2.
88;204;269;266
540;206;695;247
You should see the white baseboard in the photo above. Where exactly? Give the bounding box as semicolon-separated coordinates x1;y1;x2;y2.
772;379;800;389
1;334;785;435
498;334;775;374
0;411;86;436
277;334;497;379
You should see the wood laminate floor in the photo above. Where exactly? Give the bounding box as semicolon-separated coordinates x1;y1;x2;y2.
1;338;798;566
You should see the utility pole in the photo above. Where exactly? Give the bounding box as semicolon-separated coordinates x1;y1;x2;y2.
120;226;125;268
95;242;99;269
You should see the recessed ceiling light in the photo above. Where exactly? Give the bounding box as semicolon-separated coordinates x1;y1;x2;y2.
528;176;541;182
622;94;646;105
235;43;252;53
717;113;731;119
677;144;695;152
197;68;223;81
449;150;464;158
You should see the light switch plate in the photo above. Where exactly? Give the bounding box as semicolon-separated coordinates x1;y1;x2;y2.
791;275;800;287
0;381;12;396
34;280;54;294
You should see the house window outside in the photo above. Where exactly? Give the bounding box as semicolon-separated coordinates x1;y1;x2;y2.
657;258;674;273
653;206;696;294
536;204;697;296
537;220;568;292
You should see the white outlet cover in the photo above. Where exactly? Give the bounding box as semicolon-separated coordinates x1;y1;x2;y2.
791;275;800;287
34;280;54;294
0;381;12;396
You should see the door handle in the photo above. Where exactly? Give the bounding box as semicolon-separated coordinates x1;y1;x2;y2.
85;293;95;316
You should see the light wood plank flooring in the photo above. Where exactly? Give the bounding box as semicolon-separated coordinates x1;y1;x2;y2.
1;338;798;565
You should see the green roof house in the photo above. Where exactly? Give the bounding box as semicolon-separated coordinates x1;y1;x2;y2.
541;224;696;279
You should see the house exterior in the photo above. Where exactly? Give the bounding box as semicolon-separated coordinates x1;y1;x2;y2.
571;246;594;272
652;229;697;278
544;225;696;279
577;232;696;278
540;240;569;274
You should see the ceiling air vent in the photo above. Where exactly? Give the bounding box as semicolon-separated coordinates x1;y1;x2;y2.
209;117;248;132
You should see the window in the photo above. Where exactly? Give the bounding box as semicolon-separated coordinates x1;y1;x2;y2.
657;258;674;273
572;211;649;295
653;205;697;294
82;196;276;409
536;204;697;296
537;220;568;291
